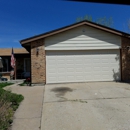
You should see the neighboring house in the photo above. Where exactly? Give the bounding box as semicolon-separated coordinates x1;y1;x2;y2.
0;48;30;80
19;20;130;84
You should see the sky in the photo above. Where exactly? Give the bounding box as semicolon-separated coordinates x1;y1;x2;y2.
0;0;130;48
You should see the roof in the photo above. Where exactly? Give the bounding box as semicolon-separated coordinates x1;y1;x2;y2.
66;0;130;5
0;48;29;56
20;20;130;45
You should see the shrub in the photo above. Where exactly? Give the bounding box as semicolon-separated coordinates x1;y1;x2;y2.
0;89;24;111
0;94;13;130
19;78;31;86
0;83;24;130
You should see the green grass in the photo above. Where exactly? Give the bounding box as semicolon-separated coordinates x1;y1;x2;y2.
19;82;26;86
0;82;14;89
19;79;31;86
0;82;24;130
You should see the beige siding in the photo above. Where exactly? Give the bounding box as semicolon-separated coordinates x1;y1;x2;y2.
45;25;121;50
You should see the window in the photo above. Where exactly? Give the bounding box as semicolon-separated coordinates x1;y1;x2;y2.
0;57;12;72
2;59;8;72
2;59;9;72
24;58;30;72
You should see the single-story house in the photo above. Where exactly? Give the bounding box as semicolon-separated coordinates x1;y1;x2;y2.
19;20;130;84
0;48;30;80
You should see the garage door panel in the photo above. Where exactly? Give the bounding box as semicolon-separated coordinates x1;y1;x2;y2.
58;60;64;64
58;77;66;82
58;68;66;72
46;50;120;83
67;68;75;72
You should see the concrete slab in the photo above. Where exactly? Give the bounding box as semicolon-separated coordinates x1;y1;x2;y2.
5;84;45;130
14;103;42;118
5;81;130;130
41;81;130;130
44;82;103;102
41;102;106;130
12;118;41;130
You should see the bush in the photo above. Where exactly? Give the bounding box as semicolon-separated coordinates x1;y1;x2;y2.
19;78;31;86
0;83;24;130
0;89;24;111
0;93;13;130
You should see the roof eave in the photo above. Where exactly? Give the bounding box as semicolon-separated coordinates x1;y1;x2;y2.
20;20;130;45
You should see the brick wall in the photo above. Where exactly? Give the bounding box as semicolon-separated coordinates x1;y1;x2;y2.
31;39;46;84
121;37;130;82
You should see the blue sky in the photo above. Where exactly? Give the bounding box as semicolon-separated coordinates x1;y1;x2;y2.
0;0;130;48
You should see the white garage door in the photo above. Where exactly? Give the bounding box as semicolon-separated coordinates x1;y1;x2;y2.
46;50;120;83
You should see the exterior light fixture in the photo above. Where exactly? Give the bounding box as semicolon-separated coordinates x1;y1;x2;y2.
82;29;86;32
36;47;39;55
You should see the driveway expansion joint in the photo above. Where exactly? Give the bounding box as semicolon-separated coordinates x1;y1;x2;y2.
44;96;130;104
14;117;41;119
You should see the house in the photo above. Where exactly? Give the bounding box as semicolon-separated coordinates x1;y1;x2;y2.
20;20;130;84
0;48;30;80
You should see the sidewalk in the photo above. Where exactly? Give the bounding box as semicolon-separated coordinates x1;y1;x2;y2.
5;83;45;130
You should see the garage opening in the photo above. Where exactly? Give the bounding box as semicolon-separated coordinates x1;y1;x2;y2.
46;50;120;84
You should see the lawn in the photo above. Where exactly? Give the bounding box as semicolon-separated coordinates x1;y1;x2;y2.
0;82;24;130
0;82;14;89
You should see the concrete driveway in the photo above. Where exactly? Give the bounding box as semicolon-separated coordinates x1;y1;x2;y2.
41;81;130;130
